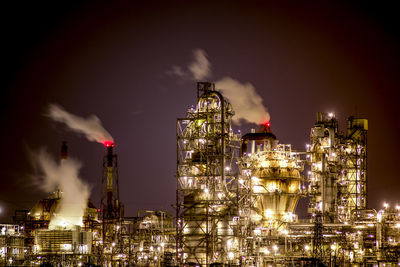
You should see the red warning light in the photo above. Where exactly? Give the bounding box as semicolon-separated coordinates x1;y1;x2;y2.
103;141;115;147
264;121;271;127
97;209;101;212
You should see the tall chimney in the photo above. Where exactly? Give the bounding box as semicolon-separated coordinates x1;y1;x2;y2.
61;141;68;160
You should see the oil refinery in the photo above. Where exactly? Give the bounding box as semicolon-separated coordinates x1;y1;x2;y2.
1;82;400;266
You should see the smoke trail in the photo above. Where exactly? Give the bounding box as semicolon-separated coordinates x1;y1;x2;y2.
167;49;270;124
48;104;113;145
216;77;270;125
188;49;211;80
167;49;211;80
36;149;90;229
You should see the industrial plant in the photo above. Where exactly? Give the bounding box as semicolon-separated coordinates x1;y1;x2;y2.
1;82;400;266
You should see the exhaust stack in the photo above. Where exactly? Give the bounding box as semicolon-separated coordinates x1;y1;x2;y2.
101;141;122;220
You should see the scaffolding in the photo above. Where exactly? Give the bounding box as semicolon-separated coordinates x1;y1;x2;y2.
307;112;368;225
176;82;241;265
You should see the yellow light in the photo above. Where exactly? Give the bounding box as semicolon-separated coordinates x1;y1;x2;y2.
377;212;382;222
264;209;273;218
304;245;310;251
280;229;288;235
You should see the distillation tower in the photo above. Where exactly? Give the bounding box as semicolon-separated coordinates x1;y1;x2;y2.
307;112;368;223
176;82;241;265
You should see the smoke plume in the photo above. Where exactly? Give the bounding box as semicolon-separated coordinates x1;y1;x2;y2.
216;77;270;125
48;104;113;144
36;149;90;229
167;49;211;80
168;49;270;125
188;49;211;80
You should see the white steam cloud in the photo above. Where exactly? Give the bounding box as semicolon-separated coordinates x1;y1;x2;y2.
168;49;270;125
188;49;211;80
48;104;113;144
216;77;270;125
167;49;211;80
36;150;90;229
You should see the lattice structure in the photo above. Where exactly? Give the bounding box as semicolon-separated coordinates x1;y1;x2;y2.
337;117;367;222
307;113;368;224
176;82;240;265
308;112;340;223
100;145;124;264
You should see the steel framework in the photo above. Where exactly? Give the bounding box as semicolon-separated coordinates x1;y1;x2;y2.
176;82;240;265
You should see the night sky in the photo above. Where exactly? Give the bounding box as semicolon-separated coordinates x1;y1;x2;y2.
2;1;399;222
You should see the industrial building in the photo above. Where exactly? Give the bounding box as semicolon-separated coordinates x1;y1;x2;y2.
1;82;399;266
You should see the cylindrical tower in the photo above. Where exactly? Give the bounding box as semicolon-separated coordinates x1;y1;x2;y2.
176;82;240;266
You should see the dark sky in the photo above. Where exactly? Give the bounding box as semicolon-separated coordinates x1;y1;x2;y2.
1;1;399;222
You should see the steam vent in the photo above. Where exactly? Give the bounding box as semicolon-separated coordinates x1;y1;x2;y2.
1;82;400;266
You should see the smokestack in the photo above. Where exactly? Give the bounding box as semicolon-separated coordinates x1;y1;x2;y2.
258;121;272;133
60;141;68;160
105;142;115;168
102;141;121;220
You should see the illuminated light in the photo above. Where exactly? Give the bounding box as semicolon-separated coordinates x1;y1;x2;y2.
225;166;231;171
103;141;115;147
377;212;382;222
273;245;278;252
263;248;270;254
228;252;234;260
264;209;273;218
304;245;310;251
217;193;223;198
396;205;400;211
328;112;334;118
383;202;389;209
238;179;244;184
331;244;337;250
112;242;115;247
204;188;209;194
62;244;72;250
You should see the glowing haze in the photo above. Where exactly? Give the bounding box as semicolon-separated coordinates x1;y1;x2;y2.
35;149;90;229
169;49;270;125
48;104;114;145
